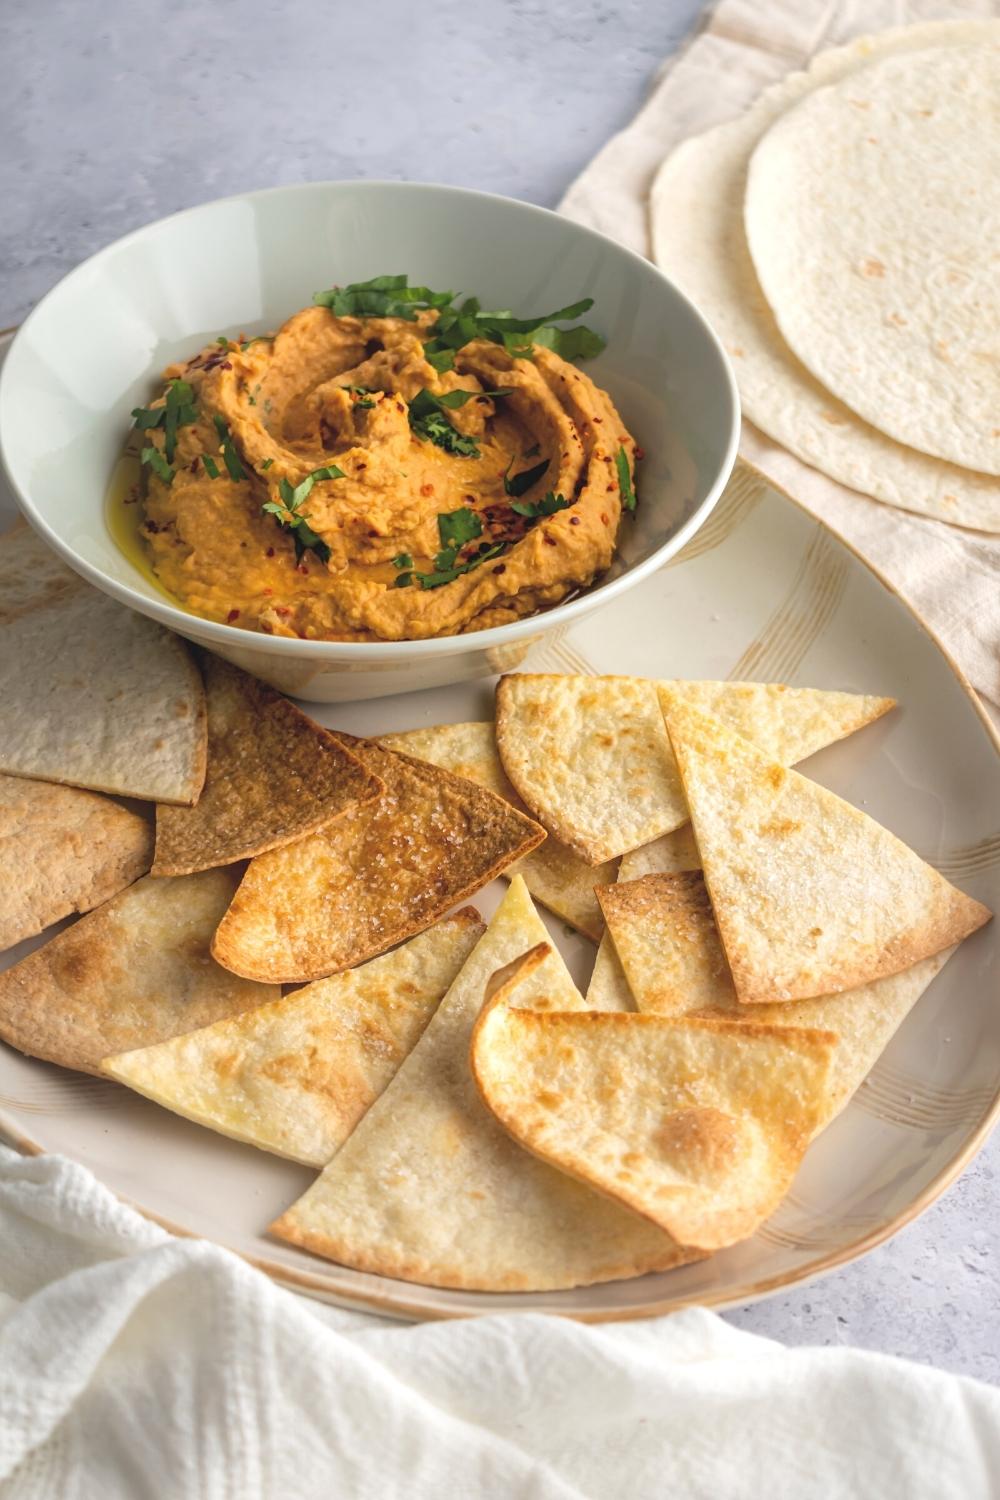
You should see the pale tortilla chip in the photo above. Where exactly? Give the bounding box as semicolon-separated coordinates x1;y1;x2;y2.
382;722;618;939
104;910;483;1165
212;738;545;984
153;657;381;876
598;870;953;1125
0;774;153;948
472;944;836;1252
495;675;895;863
0;870;278;1075
269;877;693;1290
0;531;207;803
584;825;702;1010
662;699;991;1003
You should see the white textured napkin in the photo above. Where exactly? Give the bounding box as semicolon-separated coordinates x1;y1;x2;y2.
2;1143;999;1499
560;0;1000;707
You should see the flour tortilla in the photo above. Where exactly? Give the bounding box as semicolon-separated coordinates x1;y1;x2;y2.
0;532;207;802
153;656;381;875
103;910;483;1166
382;721;618;939
0;775;153;949
0;522;87;625
472;944;835;1252
496;674;894;864
269;876;693;1290
662;699;991;1003
599;870;953;1125
745;43;1000;477
650;19;1000;529
585;824;701;1010
213;738;545;983
0;870;278;1076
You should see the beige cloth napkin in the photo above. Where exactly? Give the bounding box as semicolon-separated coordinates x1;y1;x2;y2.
559;0;1000;706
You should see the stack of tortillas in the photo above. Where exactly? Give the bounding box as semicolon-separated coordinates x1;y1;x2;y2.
649;20;999;530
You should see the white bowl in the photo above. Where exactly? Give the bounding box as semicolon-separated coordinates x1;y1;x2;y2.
0;181;739;701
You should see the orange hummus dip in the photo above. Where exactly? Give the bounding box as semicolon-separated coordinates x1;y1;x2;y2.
135;287;638;642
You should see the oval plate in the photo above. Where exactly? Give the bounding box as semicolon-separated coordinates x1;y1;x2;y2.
1;461;997;1322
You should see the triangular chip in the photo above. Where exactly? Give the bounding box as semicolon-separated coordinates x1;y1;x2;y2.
662;700;991;1003
212;739;545;984
584;824;701;1009
103;910;483;1165
472;944;836;1251
0;870;278;1076
0;774;153;948
598;870;953;1124
0;531;206;803
269;877;693;1290
153;657;381;875
495;674;895;864
382;722;618;939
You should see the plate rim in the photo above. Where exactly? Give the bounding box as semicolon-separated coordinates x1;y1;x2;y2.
1;465;997;1322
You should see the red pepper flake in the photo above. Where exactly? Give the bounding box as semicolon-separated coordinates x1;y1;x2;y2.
275;606;292;617
601;513;610;525
569;516;581;526
634;445;646;461
262;587;273;595
259;621;273;633
592;416;602;424
396;402;405;413
296;564;309;575
189;460;199;473
266;547;275;557
606;483;616;492
226;608;240;623
420;483;435;497
219;361;233;370
492;564;507;574
543;535;558;547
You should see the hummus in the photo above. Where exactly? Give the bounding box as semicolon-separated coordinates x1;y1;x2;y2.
134;296;638;641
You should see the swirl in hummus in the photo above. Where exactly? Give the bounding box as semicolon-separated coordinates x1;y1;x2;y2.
133;280;639;642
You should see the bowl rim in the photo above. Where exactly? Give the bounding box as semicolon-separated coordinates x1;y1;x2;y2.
0;178;741;660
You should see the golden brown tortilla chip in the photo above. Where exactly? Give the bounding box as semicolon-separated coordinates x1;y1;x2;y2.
104;909;484;1165
212;738;546;984
495;674;895;864
598;869;954;1125
381;721;618;939
0;870;278;1075
0;774;153;949
0;527;207;803
153;656;381;876
662;699;991;1003
269;877;694;1289
472;943;836;1251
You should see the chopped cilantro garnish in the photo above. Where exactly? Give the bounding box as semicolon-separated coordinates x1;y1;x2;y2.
313;274;455;320
213;416;247;482
408;387;509;458
510;491;571;519
261;464;346;564
503;455;549;498
438;508;483;549
140;445;174;485
132;379;197;463
426;348;455;374
216;335;230;348
523;443;541;458
260;457;274;471
201;454;220;480
393;570;413;588
392;552;413;569
615;446;637;513
415;540;508;590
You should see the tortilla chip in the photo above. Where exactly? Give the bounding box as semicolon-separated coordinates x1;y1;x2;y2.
472;943;836;1251
495;674;895;864
662;699;991;1002
381;722;618;939
584;824;702;1010
212;738;545;984
598;869;953;1125
269;877;694;1290
0;870;278;1076
153;657;381;876
0;774;153;948
0;531;207;803
104;910;483;1165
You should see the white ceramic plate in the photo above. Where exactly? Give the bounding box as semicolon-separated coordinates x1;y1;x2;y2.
1;461;997;1322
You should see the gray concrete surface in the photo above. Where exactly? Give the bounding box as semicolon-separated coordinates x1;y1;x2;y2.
2;0;997;1383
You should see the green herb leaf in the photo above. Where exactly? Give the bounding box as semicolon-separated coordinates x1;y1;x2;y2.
410;408;481;458
161;379;197;462
530;324;607;361
278;464;347;515
392;552;414;570
510;491;571;519
615;446;637;513
434;386;512;410
260;457;274;471
503;455;549;498
202;454;220;480
523;443;541;458
264;463;345;563
313;274;455;320
140;445;174;485
393;570;413;588
438;508;483;549
426;347;455;374
213;416;247;482
216;335;231;348
131;407;165;430
414;540;508;590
